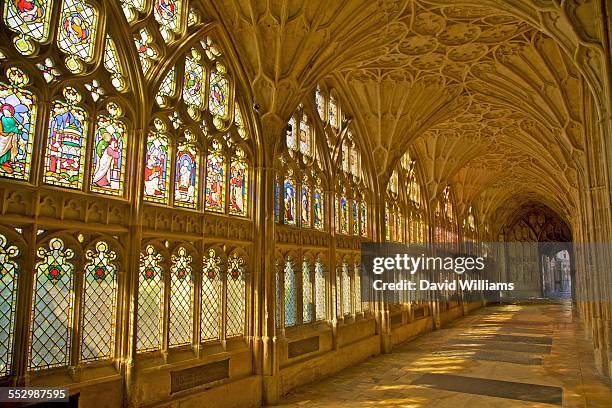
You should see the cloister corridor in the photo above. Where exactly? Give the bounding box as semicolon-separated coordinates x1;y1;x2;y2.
274;303;612;408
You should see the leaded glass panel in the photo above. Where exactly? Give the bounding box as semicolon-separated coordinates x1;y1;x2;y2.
29;238;74;370
284;259;296;327
81;241;117;362
201;249;221;341
169;247;193;347
137;245;163;352
0;234;18;376
226;253;245;337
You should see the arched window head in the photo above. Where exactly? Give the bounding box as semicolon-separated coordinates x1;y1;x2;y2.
329;95;339;129
315;85;326;121
388;170;399;197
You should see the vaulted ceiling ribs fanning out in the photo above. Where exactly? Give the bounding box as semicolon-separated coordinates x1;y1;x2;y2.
211;0;605;232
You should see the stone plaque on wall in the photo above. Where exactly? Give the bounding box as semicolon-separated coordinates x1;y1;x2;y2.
171;359;229;393
288;336;320;358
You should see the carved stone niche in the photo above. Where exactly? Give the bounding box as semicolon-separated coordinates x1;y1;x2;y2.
2;187;34;217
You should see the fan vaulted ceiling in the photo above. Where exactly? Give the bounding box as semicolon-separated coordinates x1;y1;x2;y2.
206;0;608;233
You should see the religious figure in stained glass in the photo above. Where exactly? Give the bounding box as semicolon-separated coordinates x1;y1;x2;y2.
204;140;225;212
229;147;248;216
209;62;229;126
360;202;367;237
0;68;36;180
301;183;310;227
91;102;127;196
340;196;349;234
43;87;88;189
313;188;323;230
284;177;296;225
143;123;170;203
174;130;198;208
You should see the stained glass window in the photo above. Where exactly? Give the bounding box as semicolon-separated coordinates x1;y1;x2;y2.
3;0;53;54
352;201;359;236
234;104;247;139
284;259;296;327
274;177;280;223
174;130;199;208
342;262;350;316
43;87;88;189
104;36;127;91
29;238;74;370
155;66;176;106
354;263;362;313
209;62;229;126
301;182;310;227
286;117;296;151
313;187;324;230
315;85;325;121
144;122;170;204
341;140;349;173
81;241;117;362
183;52;206;111
302;258;312;323
283;177;296;225
299;115;310;156
360;202;368;237
169;247;193;347
204;140;226;213
90;102;127;196
275;261;280;327
137;245;163;353
154;0;182;42
0;234;18;376
0;67;36;181
329;96;338;129
121;0;145;22
385;202;391;241
229;147;248;216
340;196;349;234
57;0;99;72
350;145;360;177
201;249;221;341
314;258;326;321
226;253;245;337
134;28;158;74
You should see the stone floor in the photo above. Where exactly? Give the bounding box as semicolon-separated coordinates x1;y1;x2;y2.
274;302;612;407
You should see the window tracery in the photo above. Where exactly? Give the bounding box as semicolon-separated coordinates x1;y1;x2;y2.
276;104;325;230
